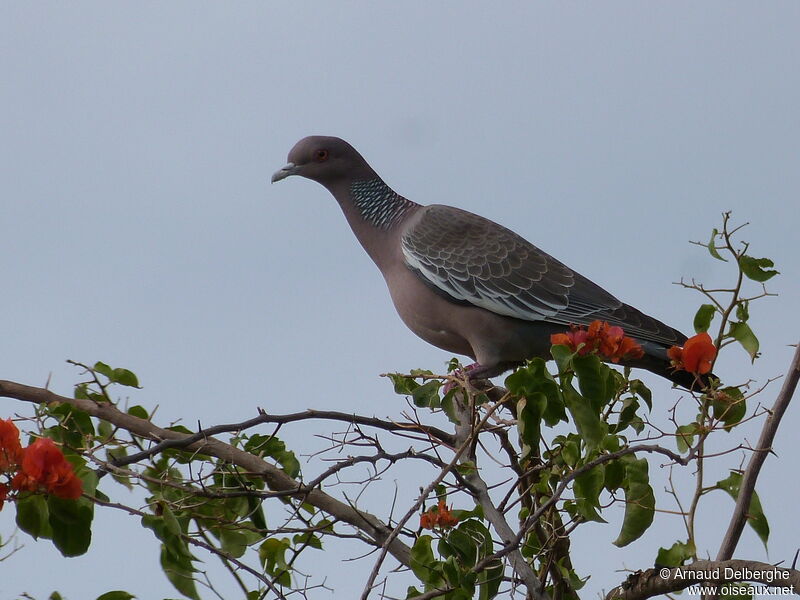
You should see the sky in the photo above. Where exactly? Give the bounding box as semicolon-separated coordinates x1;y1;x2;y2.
2;3;799;599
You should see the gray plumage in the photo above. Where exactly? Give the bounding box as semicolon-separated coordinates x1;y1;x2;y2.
272;136;693;387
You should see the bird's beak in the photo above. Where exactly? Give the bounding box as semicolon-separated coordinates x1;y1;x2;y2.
271;162;299;183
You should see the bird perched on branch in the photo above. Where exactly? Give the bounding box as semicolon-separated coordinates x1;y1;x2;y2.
272;136;696;388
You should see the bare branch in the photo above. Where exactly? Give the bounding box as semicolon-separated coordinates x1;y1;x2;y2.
0;379;413;568
716;342;800;561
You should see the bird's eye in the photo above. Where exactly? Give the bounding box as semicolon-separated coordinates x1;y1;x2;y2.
314;149;329;162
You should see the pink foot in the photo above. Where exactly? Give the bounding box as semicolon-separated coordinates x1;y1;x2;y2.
443;363;481;394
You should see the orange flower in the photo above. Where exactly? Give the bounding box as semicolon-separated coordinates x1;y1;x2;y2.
420;499;459;530
419;511;436;529
11;438;83;500
0;419;24;472
551;321;644;363
667;332;717;375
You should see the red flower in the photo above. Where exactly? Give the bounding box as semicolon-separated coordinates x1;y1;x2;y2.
0;419;24;472
668;332;717;375
551;321;644;363
420;500;459;530
11;438;83;500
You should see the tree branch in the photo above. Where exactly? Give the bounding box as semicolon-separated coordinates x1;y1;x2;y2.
111;408;455;469
450;388;548;600
716;341;800;561
0;379;413;568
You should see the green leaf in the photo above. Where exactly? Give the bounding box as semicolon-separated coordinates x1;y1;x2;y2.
166;424;193;435
106;446;133;489
735;300;750;323
739;255;779;282
276;449;301;478
48;496;93;557
441;555;463;589
629;379;652;411
515;394;545;461
675;423;699;453
388;373;420;395
572;354;610;411
220;529;249;558
455;460;477;477
54;404;96;437
97;419;113;440
559;436;581;467
707;228;727;261
550;344;575;373
613;457;655;546
444;527;478;568
478;557;503;600
410;535;443;587
292;531;323;550
614;397;642;434
127;405;149;420
96;592;136;600
411;380;442;408
603;459;625;492
245;435;301;479
92;362;140;387
712;387;747;429
562;383;605;450
161;544;200;600
655;539;696;567
111;368;140;387
505;358;565;426
574;463;607;523
93;361;114;379
247;496;267;531
259;538;292;586
693;304;716;333
728;321;759;361
16;493;52;540
715;471;769;548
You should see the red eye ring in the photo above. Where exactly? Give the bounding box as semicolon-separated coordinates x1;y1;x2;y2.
314;149;329;162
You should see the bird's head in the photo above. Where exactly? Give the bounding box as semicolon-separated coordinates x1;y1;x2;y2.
272;136;375;187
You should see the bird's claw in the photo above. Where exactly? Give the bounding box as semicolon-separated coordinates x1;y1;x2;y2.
443;362;481;394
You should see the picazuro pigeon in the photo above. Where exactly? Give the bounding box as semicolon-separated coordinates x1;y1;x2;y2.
272;136;694;388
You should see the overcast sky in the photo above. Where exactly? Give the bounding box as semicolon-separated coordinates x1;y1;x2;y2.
2;3;799;599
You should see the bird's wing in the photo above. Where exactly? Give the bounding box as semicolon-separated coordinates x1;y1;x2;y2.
401;205;682;346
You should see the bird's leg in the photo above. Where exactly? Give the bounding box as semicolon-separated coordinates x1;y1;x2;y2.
444;361;523;393
443;362;481;393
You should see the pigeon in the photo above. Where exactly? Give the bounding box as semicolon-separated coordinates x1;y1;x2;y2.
272;136;696;388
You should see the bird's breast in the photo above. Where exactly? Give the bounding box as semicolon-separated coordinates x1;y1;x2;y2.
383;263;476;359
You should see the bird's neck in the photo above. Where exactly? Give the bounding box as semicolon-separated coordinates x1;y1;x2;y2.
328;177;420;269
348;178;418;230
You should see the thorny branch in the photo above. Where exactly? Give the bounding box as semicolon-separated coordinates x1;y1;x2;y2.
0;379;414;567
716;341;800;561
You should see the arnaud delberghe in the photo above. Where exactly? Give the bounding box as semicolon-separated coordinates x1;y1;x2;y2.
673;568;788;584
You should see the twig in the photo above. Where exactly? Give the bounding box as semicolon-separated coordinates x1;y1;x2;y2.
716;342;800;560
358;390;509;600
0;379;413;568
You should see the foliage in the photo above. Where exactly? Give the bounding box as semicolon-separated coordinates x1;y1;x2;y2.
0;213;795;600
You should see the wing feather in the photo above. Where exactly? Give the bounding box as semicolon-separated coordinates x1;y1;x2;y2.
402;205;684;347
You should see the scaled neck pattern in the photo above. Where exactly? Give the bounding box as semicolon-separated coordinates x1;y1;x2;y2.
350;179;417;230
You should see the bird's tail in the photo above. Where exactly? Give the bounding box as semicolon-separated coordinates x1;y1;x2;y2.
631;343;715;391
